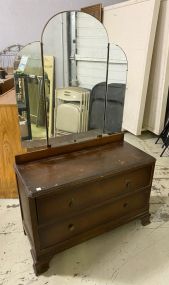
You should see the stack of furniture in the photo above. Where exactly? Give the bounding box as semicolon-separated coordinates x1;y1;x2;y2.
55;87;90;135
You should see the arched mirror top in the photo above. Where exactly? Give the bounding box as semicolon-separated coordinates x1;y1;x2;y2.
41;10;109;44
109;43;128;65
13;11;128;151
14;41;42;75
41;10;111;146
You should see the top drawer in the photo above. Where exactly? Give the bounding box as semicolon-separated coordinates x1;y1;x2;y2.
36;165;153;225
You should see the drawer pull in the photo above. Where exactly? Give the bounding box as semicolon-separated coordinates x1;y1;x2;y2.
125;180;131;188
68;224;75;232
68;198;75;208
123;202;128;208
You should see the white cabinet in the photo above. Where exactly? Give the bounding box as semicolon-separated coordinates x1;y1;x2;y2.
104;0;160;135
144;0;169;135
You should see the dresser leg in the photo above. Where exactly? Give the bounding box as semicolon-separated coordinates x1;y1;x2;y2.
33;260;49;276
141;214;151;226
30;249;52;276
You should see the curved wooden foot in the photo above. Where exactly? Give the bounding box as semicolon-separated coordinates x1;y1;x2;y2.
30;249;52;276
141;214;151;226
33;261;49;276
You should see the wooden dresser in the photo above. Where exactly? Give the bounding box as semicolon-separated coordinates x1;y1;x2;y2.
15;133;156;275
0;76;14;95
0;89;24;198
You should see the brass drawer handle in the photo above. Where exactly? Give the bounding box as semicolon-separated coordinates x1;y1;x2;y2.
125;180;131;188
68;198;75;208
68;224;75;232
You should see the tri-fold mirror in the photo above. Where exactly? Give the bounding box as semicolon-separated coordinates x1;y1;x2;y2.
13;11;128;148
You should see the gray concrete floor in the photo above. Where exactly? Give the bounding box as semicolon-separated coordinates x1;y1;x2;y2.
1;132;169;285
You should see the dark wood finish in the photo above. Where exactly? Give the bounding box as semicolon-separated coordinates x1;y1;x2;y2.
0;76;14;95
15;132;124;164
22;129;102;151
0;88;16;105
36;166;152;224
15;134;156;275
81;4;103;22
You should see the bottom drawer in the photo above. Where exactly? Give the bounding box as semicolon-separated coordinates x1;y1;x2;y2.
39;189;150;249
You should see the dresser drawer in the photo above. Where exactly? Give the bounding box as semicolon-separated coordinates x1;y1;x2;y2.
38;190;149;248
36;166;152;225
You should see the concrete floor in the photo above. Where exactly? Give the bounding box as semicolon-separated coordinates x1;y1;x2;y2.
1;132;169;285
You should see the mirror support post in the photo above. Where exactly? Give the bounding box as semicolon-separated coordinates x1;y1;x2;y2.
103;43;110;133
40;41;51;148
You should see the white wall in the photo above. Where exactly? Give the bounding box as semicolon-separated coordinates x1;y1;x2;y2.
0;0;125;51
143;0;169;135
76;12;108;89
76;13;127;89
104;0;160;135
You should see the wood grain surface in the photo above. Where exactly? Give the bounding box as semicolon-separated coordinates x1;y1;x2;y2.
0;88;16;106
0;76;14;95
81;4;103;22
15;133;155;275
0;92;25;198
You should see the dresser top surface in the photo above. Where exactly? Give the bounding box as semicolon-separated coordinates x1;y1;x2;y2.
15;140;155;196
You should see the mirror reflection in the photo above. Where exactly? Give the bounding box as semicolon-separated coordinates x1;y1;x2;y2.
0;44;23;75
13;11;128;149
41;11;109;142
14;42;47;143
104;43;128;133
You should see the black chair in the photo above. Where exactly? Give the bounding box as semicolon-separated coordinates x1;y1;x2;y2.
155;118;169;156
89;82;126;133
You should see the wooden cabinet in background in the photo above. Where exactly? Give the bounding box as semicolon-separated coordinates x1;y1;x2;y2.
0;89;24;198
81;4;103;22
0;76;14;95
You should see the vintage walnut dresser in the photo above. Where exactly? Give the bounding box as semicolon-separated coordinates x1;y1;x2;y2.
15;133;156;275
